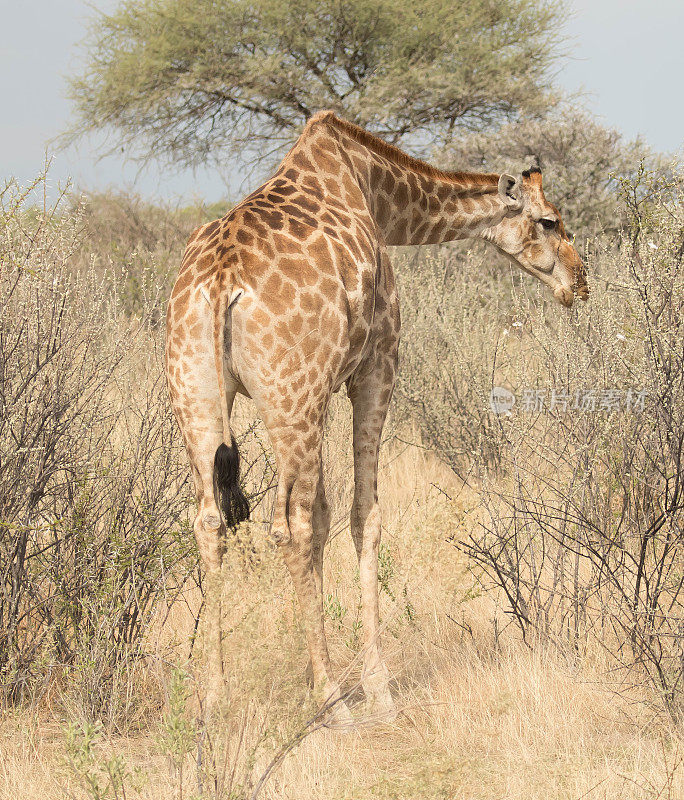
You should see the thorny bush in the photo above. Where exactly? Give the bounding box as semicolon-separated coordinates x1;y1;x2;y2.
397;166;684;722
0;176;198;721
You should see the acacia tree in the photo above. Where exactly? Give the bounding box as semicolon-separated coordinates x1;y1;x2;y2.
66;0;565;168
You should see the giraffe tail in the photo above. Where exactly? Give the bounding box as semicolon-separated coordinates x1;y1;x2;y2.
212;281;250;531
213;436;249;531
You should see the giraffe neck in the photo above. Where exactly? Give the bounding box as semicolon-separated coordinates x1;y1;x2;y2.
306;113;509;246
363;158;505;246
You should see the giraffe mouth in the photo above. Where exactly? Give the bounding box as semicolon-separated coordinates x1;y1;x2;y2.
575;284;589;301
495;247;585;307
553;286;575;307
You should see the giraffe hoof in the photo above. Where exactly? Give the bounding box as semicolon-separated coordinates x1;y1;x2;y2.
363;694;398;723
323;699;355;730
362;681;397;723
314;681;354;729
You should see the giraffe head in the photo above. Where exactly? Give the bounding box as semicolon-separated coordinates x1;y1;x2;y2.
486;167;588;307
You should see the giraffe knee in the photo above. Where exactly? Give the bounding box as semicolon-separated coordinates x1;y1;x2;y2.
270;524;291;547
317;494;330;526
274;518;312;554
289;497;316;544
202;511;221;530
195;498;222;532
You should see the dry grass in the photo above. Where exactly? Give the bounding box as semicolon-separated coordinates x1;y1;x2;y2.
1;428;681;800
3;171;683;799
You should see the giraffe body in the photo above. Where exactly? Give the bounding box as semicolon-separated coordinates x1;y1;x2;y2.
165;111;587;721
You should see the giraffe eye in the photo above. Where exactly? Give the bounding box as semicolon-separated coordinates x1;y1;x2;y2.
539;218;557;231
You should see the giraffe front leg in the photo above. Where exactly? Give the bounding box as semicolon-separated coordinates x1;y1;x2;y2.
350;474;395;719
311;463;331;620
349;357;397;720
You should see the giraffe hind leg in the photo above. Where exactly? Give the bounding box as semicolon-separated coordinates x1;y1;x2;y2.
169;399;241;709
305;462;331;688
185;423;229;711
268;427;353;728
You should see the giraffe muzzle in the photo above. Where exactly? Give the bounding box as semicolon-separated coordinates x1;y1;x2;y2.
553;286;575;308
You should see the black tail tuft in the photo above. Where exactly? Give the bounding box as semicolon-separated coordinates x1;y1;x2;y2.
213;436;250;531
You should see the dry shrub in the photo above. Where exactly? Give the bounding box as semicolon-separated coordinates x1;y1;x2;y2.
398;165;684;722
0;175;197;721
393;242;519;476
72;190;227;318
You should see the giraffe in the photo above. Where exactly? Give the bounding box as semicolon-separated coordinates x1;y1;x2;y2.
165;110;588;724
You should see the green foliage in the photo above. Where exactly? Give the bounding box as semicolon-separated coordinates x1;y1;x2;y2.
323;593;347;631
378;541;396;601
158;667;196;794
66;0;565;168
345;616;364;652
402;586;416;625
64;720;142;799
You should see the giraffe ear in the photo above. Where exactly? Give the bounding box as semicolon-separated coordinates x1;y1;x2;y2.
498;173;523;209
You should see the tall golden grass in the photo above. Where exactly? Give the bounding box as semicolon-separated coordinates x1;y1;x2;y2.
1;442;682;798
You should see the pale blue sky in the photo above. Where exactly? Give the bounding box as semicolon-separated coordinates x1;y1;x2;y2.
1;0;682;203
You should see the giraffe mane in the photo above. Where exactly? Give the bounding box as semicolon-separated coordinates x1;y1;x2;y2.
307;110;500;189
